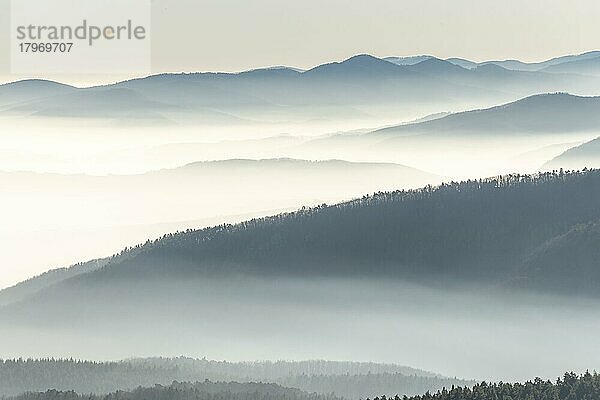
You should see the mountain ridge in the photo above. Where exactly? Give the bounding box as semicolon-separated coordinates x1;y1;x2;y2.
543;136;600;170
4;169;600;305
374;93;600;136
3;53;600;124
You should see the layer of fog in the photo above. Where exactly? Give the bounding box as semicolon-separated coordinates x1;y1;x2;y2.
1;118;597;176
0;111;447;175
1;276;599;383
283;133;597;179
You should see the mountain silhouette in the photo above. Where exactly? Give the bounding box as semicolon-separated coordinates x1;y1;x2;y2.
543;136;600;170
375;93;600;136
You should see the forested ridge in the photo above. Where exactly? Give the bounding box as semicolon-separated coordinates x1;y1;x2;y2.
3;169;600;316
0;259;107;307
371;372;600;400
0;358;471;398
4;381;339;400
70;169;600;295
6;373;600;400
280;373;473;400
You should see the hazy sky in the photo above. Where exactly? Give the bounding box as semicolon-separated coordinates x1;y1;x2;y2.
1;0;600;84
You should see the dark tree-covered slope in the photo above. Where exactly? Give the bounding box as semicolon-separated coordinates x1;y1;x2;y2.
280;373;474;400
376;372;600;400
6;381;339;400
8;372;600;400
517;220;600;293
3;170;600;302
0;260;107;307
50;169;600;295
0;241;152;307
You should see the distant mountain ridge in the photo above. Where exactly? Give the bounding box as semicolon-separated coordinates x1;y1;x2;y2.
303;54;408;77
0;80;74;107
445;50;600;72
541;56;600;76
3;53;600;124
384;50;600;72
543;136;600;170
374;93;600;136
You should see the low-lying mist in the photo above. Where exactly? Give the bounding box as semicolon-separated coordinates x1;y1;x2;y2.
1;275;599;383
2;114;596;177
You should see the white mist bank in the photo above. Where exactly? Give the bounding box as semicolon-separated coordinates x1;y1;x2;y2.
1;276;599;382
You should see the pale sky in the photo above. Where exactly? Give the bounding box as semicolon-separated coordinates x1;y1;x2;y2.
1;0;600;84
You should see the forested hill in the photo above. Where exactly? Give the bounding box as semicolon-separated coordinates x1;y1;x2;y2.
0;358;472;399
376;372;600;400
0;259;106;307
5;381;339;400
0;241;150;307
3;170;600;300
7;373;600;400
48;169;600;296
518;220;600;293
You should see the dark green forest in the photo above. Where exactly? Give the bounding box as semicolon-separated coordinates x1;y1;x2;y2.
6;373;600;400
0;358;472;398
281;373;472;400
372;372;600;400
4;381;339;400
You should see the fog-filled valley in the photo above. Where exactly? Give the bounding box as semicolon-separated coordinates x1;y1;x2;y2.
3;277;600;382
3;51;600;400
